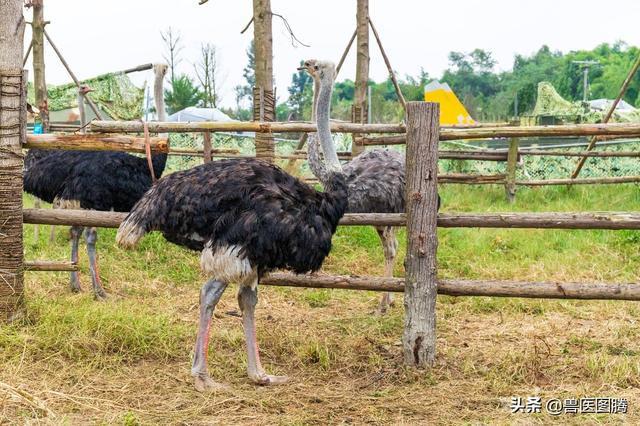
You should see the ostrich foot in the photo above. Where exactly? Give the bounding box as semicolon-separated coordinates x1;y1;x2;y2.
70;273;82;293
376;292;395;315
194;374;229;392
93;287;108;302
250;372;289;386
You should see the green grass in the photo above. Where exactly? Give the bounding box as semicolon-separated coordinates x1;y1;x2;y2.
3;184;640;424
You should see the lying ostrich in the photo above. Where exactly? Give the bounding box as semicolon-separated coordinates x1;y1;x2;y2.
116;60;345;389
24;64;169;300
304;60;440;314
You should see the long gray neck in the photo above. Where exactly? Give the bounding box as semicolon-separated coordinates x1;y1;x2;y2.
316;74;341;174
311;78;320;122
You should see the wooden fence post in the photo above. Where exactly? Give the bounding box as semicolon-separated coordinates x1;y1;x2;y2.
253;0;275;163
351;0;369;157
32;0;49;133
202;132;212;163
505;138;519;203
0;0;26;322
403;102;439;367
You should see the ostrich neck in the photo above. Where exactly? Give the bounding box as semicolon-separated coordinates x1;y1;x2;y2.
311;79;320;122
316;76;341;173
151;152;168;179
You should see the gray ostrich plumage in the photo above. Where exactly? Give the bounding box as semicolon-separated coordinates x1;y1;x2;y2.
343;149;406;313
306;63;440;314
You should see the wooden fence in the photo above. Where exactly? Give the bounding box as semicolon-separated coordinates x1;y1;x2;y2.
7;99;640;367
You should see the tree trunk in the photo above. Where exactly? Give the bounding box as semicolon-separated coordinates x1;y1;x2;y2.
32;0;49;132
403;102;439;368
253;0;274;162
0;0;25;323
351;0;369;156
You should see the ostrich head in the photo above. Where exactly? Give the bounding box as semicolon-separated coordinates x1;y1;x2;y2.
299;59;341;180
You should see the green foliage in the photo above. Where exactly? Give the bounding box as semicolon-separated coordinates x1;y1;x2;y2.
284;63;314;121
276;41;640;124
234;40;256;111
164;74;200;114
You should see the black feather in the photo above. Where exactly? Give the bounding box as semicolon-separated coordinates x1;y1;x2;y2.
24;149;167;211
120;158;348;275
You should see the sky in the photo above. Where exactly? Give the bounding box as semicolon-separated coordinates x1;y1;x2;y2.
22;0;640;109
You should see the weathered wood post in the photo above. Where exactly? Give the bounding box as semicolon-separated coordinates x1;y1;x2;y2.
351;0;369;157
202;132;212;163
403;102;439;367
252;0;275;163
32;0;49;132
505;138;519;203
0;0;26;322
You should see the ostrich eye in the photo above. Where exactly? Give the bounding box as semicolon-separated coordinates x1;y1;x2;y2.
314;65;319;70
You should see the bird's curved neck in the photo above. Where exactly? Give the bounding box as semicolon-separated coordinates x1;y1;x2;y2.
316;74;341;174
151;152;168;179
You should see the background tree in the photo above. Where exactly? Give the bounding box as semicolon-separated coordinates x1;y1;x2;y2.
283;63;313;120
164;74;200;114
160;27;183;83
194;43;223;108
234;40;255;108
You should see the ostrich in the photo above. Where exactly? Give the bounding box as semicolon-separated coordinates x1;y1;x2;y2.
24;64;169;300
116;60;345;390
304;60;440;314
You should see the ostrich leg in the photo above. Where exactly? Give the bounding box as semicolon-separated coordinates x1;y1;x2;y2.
238;277;288;385
376;226;398;315
69;225;83;293
192;279;228;392
84;227;108;300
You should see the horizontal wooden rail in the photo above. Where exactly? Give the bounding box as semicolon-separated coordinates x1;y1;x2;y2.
22;209;640;230
261;273;640;300
169;147;240;157
90;120;406;134
88;121;640;140
439;150;508;161
439;174;506;184
24;261;78;271
24;133;169;153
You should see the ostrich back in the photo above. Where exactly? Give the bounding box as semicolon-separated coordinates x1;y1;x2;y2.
343;149;405;214
23;149;166;212
120;158;348;274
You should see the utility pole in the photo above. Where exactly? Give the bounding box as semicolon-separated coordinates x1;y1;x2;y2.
572;60;599;103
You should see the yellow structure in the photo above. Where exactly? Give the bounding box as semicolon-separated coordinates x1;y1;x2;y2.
424;81;475;125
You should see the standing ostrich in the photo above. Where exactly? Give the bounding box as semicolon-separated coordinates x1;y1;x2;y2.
24;64;169;300
305;60;440;314
116;60;345;390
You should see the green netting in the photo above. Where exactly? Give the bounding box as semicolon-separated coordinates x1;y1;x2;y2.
529;82;640;124
27;73;144;120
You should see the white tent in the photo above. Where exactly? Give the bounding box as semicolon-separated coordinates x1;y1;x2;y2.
168;106;236;122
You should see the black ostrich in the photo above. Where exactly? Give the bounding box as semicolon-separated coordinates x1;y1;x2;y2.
116;60;346;390
24;64;169;300
305;61;440;314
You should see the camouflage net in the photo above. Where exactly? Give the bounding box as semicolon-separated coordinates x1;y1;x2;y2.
27;73;144;120
525;82;640;124
439;141;640;180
